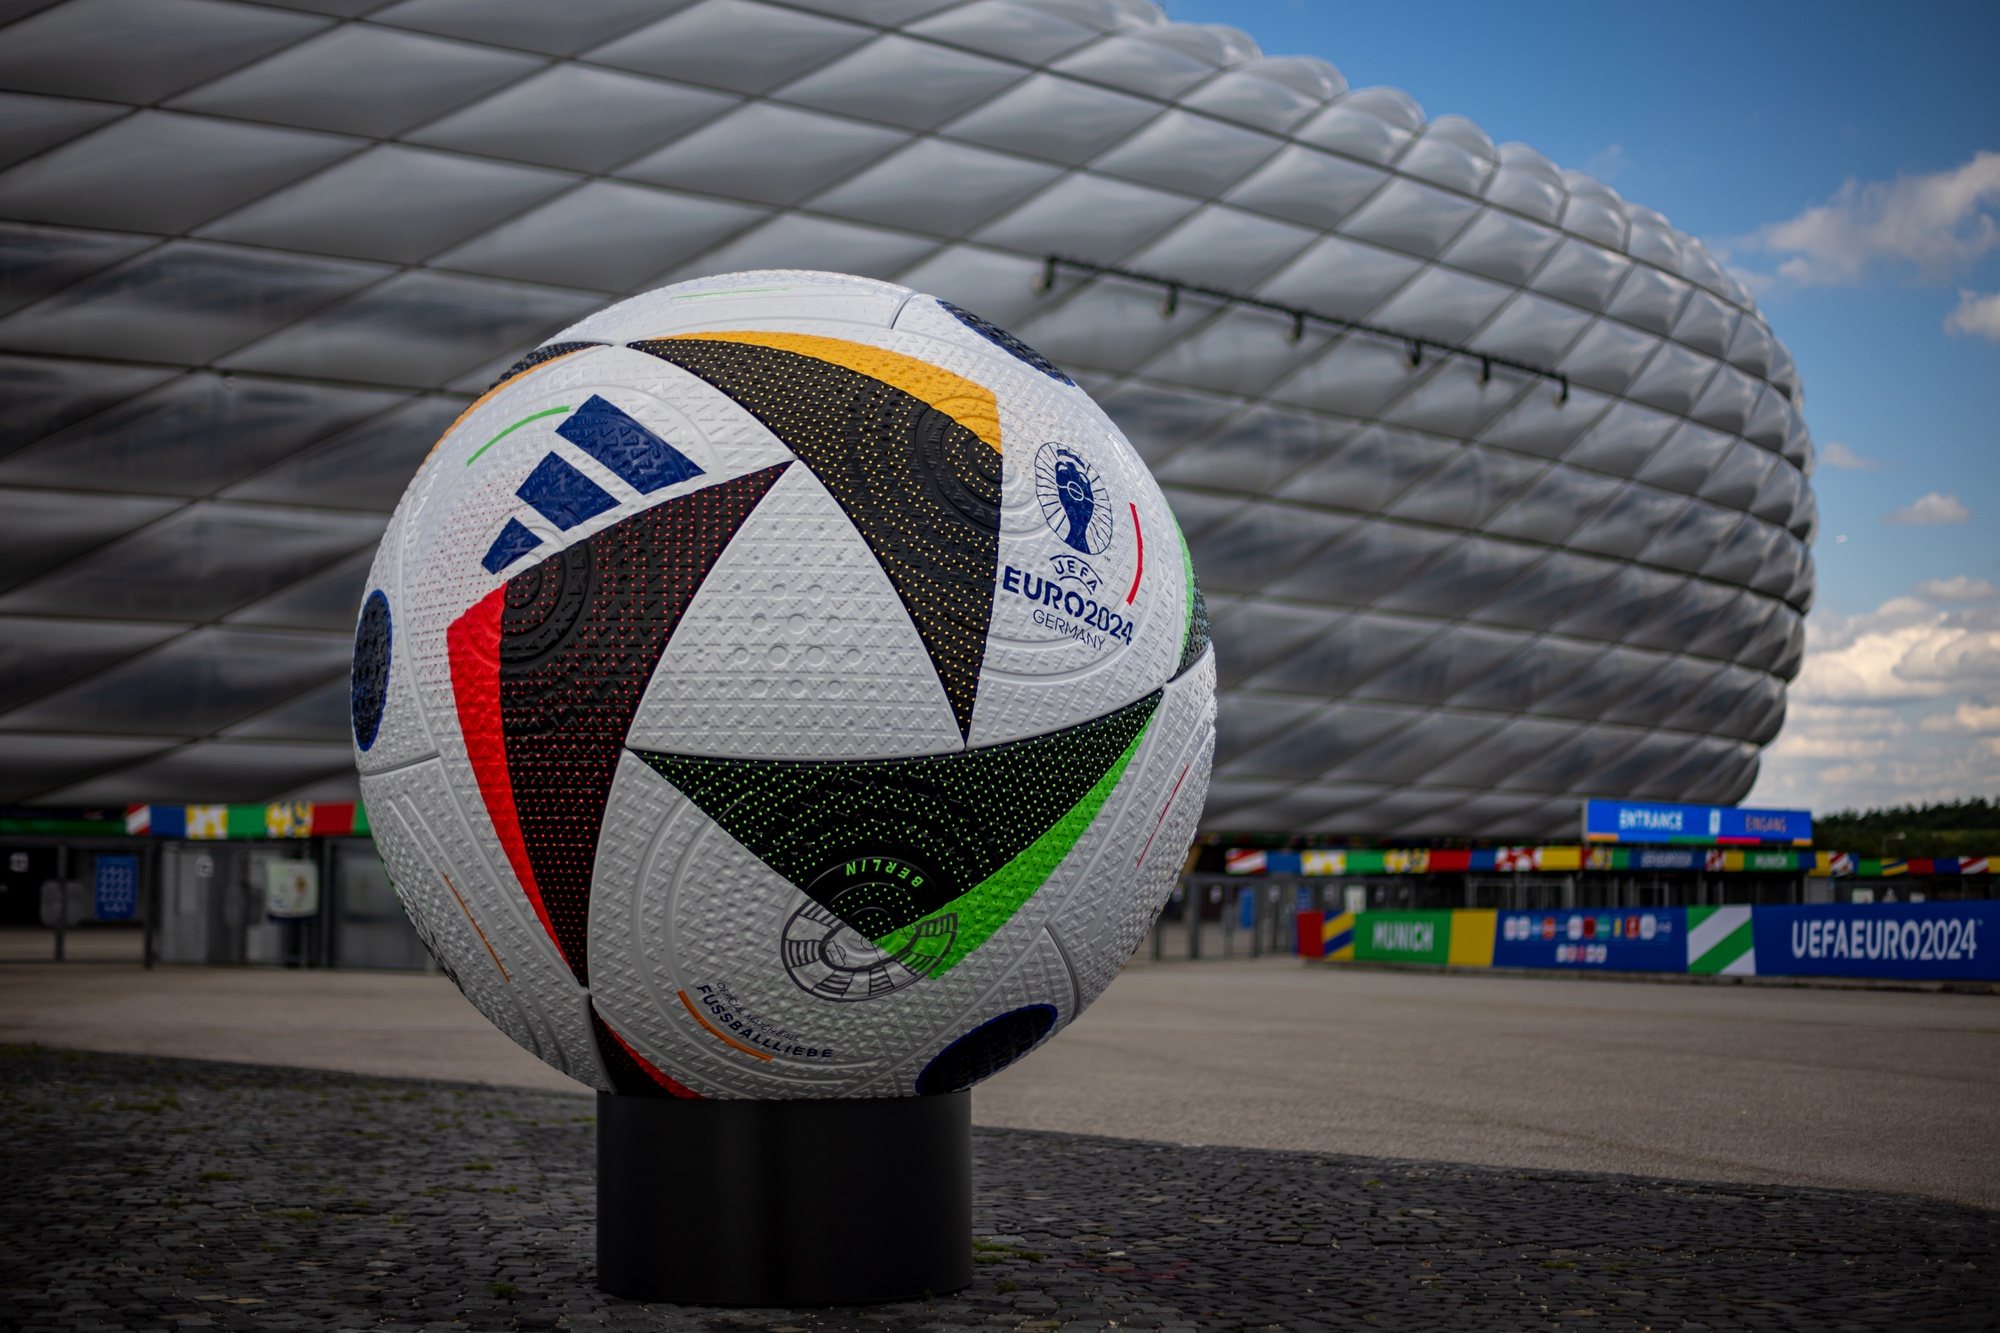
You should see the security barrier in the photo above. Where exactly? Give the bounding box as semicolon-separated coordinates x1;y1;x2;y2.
1231;845;1996;879
1298;901;2000;982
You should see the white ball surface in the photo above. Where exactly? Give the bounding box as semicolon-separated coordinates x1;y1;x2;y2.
352;270;1216;1099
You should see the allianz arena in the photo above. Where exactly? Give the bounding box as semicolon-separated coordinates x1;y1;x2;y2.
0;0;1813;840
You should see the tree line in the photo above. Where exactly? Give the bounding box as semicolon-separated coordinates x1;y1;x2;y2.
1813;797;2000;858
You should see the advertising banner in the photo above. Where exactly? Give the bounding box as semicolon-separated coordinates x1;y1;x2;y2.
1687;905;1757;974
1582;799;1812;846
1447;910;1497;967
1493;908;1685;971
93;854;137;922
263;859;320;920
1321;911;1355;961
1264;850;1302;875
1624;847;1703;871
1300;849;1344;876
1352;910;1452;965
1295;910;1324;958
1752;902;2000;981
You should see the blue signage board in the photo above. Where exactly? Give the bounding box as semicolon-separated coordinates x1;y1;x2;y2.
1752;902;2000;981
1494;908;1686;971
93;853;137;922
1623;848;1703;871
1583;799;1812;846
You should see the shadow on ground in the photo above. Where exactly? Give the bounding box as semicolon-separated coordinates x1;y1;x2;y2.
1;1045;1992;1331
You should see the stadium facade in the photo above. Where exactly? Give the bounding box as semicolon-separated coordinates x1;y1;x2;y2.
0;0;1813;840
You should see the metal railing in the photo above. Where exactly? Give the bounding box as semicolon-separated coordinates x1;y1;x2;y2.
1037;254;1572;404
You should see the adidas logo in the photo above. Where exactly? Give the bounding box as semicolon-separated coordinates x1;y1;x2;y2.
481;395;704;574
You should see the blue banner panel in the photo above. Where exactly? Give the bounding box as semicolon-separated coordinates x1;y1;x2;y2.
1493;909;1686;971
93;853;137;922
1753;902;2000;981
1626;848;1703;871
1583;799;1812;845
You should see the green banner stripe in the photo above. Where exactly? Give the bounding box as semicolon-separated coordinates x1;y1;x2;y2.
873;717;1153;977
1688;918;1754;974
0;818;125;836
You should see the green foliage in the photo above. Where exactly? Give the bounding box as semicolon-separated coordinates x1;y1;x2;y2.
1814;797;2000;857
971;1237;1044;1264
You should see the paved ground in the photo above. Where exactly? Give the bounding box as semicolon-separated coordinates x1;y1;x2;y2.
0;926;145;963
3;1045;1995;1332
4;958;1997;1208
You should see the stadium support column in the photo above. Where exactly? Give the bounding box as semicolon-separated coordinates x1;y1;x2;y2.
596;1091;972;1305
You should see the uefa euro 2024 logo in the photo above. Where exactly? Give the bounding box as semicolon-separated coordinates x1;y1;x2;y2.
1008;441;1139;648
1035;443;1113;560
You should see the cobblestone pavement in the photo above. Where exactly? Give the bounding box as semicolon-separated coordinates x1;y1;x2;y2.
2;1046;1993;1331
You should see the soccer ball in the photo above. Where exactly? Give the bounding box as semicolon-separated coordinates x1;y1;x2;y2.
351;270;1215;1099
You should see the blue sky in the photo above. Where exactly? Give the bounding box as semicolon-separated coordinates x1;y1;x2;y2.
1163;0;2000;814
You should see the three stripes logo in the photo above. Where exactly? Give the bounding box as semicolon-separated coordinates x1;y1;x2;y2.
478;395;705;575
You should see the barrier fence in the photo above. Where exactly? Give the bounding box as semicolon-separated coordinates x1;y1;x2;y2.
1296;900;2000;982
1231;846;1993;879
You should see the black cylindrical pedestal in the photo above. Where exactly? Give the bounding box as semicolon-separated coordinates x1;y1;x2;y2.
596;1090;972;1306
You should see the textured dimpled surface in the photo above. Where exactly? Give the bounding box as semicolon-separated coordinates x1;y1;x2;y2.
357;269;1215;1098
626;464;963;761
940;300;1077;386
475;463;788;982
631;335;1003;740
635;690;1160;938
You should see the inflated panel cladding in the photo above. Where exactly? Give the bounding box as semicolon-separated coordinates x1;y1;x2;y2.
4;0;1809;836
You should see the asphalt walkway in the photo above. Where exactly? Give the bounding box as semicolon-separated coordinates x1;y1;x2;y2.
3;956;1996;1209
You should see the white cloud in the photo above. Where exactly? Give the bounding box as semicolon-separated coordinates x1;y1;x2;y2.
1724;263;1776;299
1944;288;2000;340
1799;620;1951;702
1919;701;2000;734
1885;492;1972;525
1732;149;2000;287
1818;440;1879;470
1746;587;2000;811
1796;595;2000;703
1915;575;1999;603
1582;143;1626;183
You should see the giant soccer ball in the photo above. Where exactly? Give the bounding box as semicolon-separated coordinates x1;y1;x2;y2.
352;270;1216;1100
